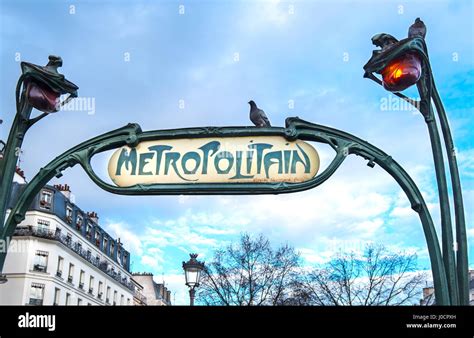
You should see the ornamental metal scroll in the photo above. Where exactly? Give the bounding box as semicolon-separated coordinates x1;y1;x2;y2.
1;116;449;305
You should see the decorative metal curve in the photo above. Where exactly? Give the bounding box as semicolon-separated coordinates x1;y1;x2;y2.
0;116;449;304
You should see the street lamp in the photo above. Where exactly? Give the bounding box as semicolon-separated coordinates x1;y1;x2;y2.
182;253;205;306
0;55;78;244
363;18;468;305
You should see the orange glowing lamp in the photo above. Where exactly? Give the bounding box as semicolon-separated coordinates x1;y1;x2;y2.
381;53;422;92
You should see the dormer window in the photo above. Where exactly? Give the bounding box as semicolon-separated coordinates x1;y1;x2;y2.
117;248;122;265
39;190;53;210
103;237;108;253
76;214;83;231
66;206;73;224
86;223;92;239
95;230;101;247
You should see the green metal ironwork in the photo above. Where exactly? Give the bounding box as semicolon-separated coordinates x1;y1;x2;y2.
0;117;450;305
0;56;78;240
363;19;468;305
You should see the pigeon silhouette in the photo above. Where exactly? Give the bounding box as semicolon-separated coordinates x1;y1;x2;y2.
408;17;426;38
249;100;271;127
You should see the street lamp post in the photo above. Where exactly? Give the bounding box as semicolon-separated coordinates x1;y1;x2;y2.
182;253;205;306
363;18;468;305
0;56;78;282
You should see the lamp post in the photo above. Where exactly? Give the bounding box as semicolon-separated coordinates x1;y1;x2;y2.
182;253;205;306
0;55;78;226
0;55;78;282
363;18;468;305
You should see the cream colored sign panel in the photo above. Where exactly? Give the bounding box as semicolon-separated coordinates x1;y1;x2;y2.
108;136;319;186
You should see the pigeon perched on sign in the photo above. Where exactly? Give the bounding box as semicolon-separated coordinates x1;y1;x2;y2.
408;17;426;38
249;100;271;127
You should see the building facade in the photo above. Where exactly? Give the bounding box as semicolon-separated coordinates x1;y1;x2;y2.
132;273;172;305
420;270;474;306
0;177;147;306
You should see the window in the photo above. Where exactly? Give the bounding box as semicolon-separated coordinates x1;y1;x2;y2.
89;276;94;294
127;298;130;305
68;263;74;283
76;214;83;231
39;190;53;209
113;291;117;305
79;270;85;289
122;254;128;267
77;242;82;254
103;237;108;253
56;256;63;277
66;233;72;245
95;230;101;247
29;283;45;305
86;223;92;239
118;248;122;265
77;298;82;305
33;250;48;272
87;250;91;260
65;293;71;305
110;241;115;257
37;219;50;230
120;294;124;305
53;288;60;305
106;286;111;303
98;281;103;298
66;206;73;224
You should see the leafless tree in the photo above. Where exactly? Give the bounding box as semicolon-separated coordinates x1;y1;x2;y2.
288;244;426;306
197;233;300;305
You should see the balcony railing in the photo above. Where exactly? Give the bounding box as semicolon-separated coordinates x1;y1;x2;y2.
14;226;135;292
56;270;62;278
33;264;47;273
134;291;147;304
79;282;84;289
28;298;43;306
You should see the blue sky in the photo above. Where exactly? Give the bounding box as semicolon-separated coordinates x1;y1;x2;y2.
1;0;473;304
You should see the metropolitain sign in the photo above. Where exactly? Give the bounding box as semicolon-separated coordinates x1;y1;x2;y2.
107;136;320;186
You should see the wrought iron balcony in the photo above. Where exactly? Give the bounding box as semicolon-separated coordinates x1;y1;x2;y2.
28;298;43;306
134;291;147;304
33;264;47;272
13;225;135;291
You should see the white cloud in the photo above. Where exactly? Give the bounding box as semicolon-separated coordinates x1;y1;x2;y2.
104;220;144;256
141;255;161;270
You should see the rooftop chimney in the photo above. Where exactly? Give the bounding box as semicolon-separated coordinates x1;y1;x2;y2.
87;211;99;223
54;183;72;200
